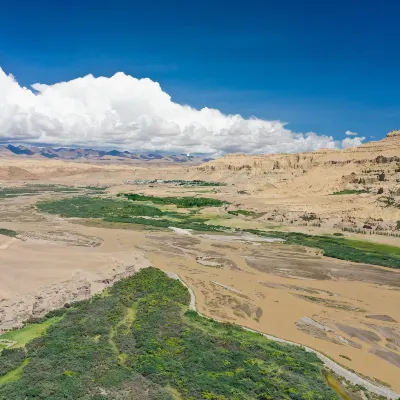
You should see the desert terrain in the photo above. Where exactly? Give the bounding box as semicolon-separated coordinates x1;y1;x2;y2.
1;131;400;397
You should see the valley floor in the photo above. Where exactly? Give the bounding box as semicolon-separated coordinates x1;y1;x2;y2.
0;176;399;398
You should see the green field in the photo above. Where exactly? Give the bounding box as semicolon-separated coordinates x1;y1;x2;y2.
128;180;226;187
0;268;338;399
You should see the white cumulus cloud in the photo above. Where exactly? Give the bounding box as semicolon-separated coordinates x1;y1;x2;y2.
345;130;358;136
341;136;365;149
0;66;341;154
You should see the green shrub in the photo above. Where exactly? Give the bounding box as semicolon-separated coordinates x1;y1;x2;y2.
228;209;257;217
0;349;26;376
0;228;17;237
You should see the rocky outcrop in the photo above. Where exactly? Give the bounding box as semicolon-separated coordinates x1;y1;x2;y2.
0;253;150;331
199;131;400;175
387;130;400;138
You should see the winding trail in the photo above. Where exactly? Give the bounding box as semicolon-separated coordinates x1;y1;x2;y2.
166;272;400;400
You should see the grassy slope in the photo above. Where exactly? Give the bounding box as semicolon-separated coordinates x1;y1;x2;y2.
0;269;338;400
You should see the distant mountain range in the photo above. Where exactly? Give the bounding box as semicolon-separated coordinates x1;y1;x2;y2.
0;144;212;164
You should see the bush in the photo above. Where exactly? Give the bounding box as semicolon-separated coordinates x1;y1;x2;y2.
0;228;17;238
0;348;26;376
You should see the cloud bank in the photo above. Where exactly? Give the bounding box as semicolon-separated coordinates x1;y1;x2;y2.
341;136;365;149
345;130;358;136
0;67;357;154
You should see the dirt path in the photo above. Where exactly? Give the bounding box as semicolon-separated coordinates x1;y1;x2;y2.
167;272;400;400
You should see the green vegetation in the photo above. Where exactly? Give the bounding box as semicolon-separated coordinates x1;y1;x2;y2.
397;221;400;230
37;196;400;268
0;317;61;386
324;373;352;400
164;179;226;187
36;196;227;232
0;359;29;385
126;180;226;187
37;197;163;219
82;186;107;191
175;180;226;187
103;216;226;232
245;230;400;269
331;189;369;195
0;229;17;238
0;184;106;200
227;209;260;217
300;213;318;221
0;318;60;349
0;268;338;399
0;349;26;377
119;193;226;208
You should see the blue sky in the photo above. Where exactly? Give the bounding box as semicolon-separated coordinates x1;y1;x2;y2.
1;0;399;149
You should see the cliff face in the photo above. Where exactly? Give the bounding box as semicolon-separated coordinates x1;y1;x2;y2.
194;132;400;231
198;132;400;176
